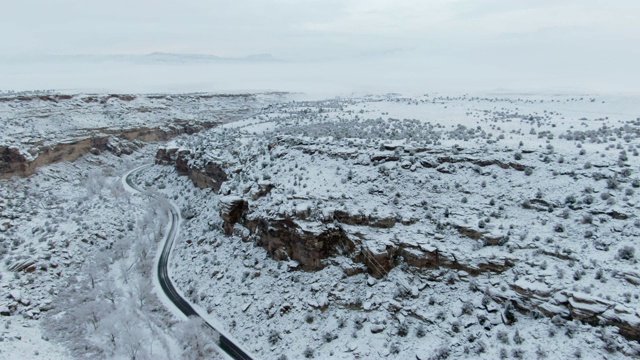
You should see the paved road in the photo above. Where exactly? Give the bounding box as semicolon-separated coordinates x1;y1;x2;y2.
125;164;253;360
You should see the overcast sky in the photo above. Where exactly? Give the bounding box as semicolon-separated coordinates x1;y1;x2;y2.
2;0;638;59
1;1;639;93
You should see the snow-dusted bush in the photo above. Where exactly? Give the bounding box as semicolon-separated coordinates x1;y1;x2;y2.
617;245;635;260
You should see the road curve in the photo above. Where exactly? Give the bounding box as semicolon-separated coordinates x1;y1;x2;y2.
124;164;253;360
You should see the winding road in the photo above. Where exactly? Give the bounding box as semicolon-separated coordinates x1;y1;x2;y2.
124;164;253;360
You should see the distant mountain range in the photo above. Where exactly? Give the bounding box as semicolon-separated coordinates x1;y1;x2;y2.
142;52;278;63
0;52;281;64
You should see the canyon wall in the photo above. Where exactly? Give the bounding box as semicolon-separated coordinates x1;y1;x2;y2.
1;121;218;179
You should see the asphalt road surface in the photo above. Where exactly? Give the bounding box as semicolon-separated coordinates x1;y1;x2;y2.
125;164;253;360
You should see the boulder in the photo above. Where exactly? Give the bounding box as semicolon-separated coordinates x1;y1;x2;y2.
219;196;248;236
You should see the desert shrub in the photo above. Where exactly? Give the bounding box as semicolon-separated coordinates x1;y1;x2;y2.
514;152;523;160
601;332;618;353
397;322;409;337
617;246;635;260
305;313;314;324
451;321;461;333
323;331;336;343
512;348;525;359
583;194;594;205
268;330;280;345
574;349;582;358
595;268;604;280
497;330;510;344
461;301;474;315
593;172;607;181
504;304;517;324
621;168;632;177
430;345;451;360
416;324;426;338
446;273;457;285
524;167;533;176
551;315;565;327
619;151;628;162
564;321;578;338
540;260;547;270
536;346;548;358
469;280;481;292
303;346;314;358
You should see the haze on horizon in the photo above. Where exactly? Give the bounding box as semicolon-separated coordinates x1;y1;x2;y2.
1;0;639;95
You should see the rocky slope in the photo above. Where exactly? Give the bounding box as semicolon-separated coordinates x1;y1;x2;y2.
151;93;640;358
1;121;217;178
0;92;282;177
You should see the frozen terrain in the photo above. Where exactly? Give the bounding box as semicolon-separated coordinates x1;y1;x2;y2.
1;91;640;359
0;92;282;146
150;93;640;359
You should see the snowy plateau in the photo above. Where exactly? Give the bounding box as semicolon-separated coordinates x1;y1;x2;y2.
1;91;640;359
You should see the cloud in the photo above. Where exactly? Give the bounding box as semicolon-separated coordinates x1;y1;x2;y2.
1;0;638;57
1;0;638;93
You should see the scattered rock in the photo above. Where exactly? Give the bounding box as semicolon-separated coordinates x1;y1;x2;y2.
370;324;385;333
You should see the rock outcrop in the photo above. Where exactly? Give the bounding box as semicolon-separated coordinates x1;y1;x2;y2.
486;280;640;343
1;121;218;178
331;209;396;228
156;148;228;192
219;196;248;236
248;217;355;271
168;131;640;345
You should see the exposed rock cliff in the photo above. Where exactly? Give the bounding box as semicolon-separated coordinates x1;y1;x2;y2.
155;148;228;192
1;121;217;178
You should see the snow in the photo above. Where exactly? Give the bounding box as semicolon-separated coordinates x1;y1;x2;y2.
0;92;281;150
0;317;70;360
3;90;640;359
0;146;216;359
128;92;640;358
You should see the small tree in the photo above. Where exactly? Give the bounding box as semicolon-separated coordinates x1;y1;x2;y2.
176;317;219;360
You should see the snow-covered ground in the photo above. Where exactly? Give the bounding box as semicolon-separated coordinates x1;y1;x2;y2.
148;93;640;359
2;91;640;359
0;91;282;150
0;147;222;359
